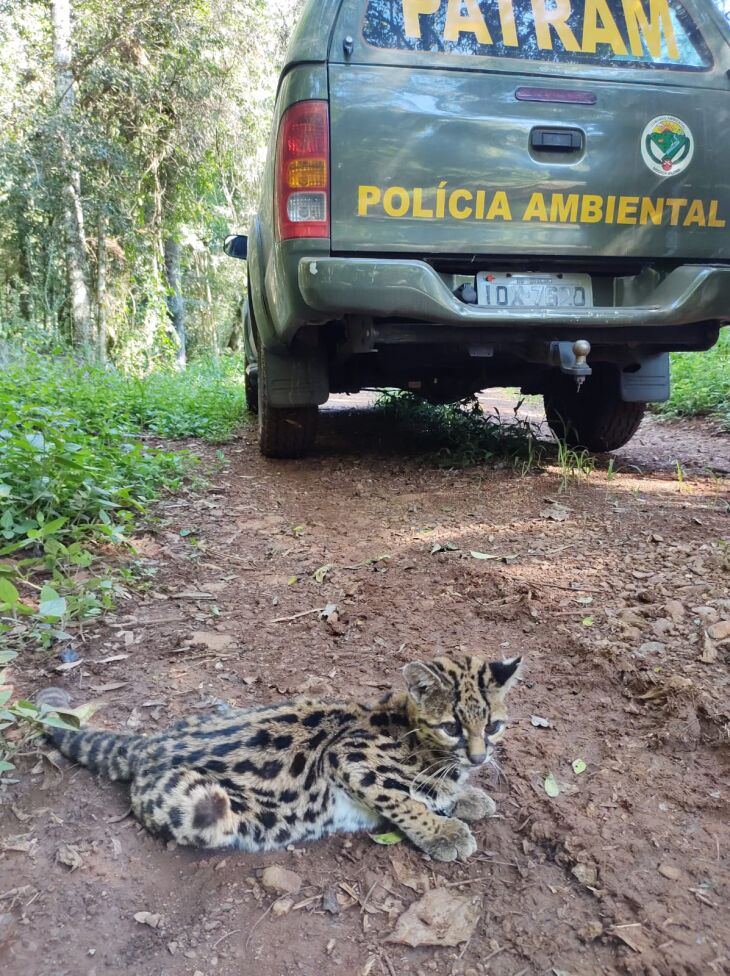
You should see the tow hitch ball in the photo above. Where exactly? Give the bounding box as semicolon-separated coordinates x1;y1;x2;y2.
556;339;592;392
572;340;592;392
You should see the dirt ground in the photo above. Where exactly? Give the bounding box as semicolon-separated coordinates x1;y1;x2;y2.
1;394;729;976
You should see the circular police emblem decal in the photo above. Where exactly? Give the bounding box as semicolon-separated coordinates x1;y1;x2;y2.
641;116;694;177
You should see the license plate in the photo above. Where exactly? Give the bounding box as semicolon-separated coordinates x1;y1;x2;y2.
476;272;593;309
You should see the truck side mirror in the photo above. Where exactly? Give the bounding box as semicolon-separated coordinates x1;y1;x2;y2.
224;235;248;260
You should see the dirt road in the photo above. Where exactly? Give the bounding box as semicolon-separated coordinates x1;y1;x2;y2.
2;397;729;976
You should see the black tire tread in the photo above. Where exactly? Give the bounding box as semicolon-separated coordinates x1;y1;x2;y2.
245;370;259;415
544;371;646;452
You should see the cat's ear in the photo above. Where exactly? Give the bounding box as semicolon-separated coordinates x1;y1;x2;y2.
403;662;446;703
489;656;523;692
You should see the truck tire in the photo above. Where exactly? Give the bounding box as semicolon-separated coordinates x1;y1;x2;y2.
243;292;259;414
258;346;318;459
245;368;258;415
544;370;645;452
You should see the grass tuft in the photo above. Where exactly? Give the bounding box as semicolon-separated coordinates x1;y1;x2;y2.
376;392;545;471
556;440;595;493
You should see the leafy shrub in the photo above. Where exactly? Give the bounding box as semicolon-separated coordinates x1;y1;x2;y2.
0;355;188;561
120;355;247;441
0;351;246;648
656;330;730;428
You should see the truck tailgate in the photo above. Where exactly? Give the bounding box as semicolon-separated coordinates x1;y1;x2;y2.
328;0;730;260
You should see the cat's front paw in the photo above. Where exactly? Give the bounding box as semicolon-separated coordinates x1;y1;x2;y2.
452;786;497;822
423;818;477;862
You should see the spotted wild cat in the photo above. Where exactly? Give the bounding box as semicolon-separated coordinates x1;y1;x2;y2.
38;655;521;862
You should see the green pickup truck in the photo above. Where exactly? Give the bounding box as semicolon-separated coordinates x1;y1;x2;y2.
226;0;730;458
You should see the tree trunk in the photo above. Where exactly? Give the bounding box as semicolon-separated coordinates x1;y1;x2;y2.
203;250;217;358
52;0;94;352
96;210;107;362
17;235;33;324
163;236;186;368
226;300;245;352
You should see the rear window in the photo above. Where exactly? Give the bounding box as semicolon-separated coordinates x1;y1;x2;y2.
362;0;712;70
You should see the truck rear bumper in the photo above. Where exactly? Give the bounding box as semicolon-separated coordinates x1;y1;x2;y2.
298;258;730;331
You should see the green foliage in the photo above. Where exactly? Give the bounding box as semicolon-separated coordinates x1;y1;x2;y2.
0;351;244;650
376;392;544;471
0;0;303;363
656;330;730;427
556;440;595;493
0;352;187;556
0;649;91;776
121;356;247;441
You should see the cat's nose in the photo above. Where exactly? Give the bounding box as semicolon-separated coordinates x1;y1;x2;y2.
467;735;486;765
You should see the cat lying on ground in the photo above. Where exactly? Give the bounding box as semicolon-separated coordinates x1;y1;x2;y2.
38;654;521;862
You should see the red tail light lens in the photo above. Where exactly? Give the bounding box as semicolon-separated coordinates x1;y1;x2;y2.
276;101;330;241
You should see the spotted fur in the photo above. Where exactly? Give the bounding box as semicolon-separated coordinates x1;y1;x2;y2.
38;655;521;861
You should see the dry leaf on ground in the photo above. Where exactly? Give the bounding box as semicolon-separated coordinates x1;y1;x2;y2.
187;631;233;651
56;844;83;871
133;912;162;928
699;632;719;663
540;504;570;522
387;888;481;947
261;865;302;895
389;853;428;893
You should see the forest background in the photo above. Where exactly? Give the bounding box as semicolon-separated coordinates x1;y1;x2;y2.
1;0;305;366
0;1;309;745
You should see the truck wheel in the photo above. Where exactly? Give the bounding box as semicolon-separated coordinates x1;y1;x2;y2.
243;294;259;414
245;368;258;415
544;370;645;452
258;346;318;459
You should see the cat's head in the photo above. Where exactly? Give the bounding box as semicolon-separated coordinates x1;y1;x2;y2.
403;655;522;767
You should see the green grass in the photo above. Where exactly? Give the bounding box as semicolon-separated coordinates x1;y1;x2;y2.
0;352;247;445
0;351;246;638
0;351;246;557
376;392;544;470
119;355;247;442
656;329;730;428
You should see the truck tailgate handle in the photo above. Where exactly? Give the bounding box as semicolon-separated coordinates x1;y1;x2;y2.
530;127;583;152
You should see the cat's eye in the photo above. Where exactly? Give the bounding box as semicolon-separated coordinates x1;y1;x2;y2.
485;720;504;738
440;721;461;738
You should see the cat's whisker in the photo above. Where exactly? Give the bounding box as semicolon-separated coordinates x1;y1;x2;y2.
411;759;451;790
423;758;458;789
396;727;422;744
410;753;462;797
486;754;506;784
413;768;446;788
430;761;460;799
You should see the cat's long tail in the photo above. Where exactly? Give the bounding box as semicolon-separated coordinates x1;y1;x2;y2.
36;688;143;782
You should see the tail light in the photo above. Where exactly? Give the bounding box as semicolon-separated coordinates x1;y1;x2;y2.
276;100;330;241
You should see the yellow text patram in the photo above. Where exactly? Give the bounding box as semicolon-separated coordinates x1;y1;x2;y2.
402;0;680;61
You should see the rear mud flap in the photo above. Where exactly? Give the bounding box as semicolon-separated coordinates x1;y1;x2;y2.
620;353;670;403
265;348;329;409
